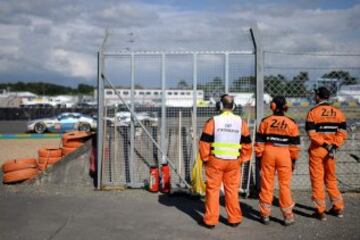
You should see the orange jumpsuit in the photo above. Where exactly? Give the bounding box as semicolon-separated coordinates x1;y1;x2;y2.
199;111;252;225
305;101;347;213
255;114;300;218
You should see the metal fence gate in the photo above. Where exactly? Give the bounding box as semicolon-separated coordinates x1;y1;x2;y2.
263;50;360;191
97;46;257;193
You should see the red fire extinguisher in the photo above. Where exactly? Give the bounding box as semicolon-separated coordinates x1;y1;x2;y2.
160;163;171;193
149;166;159;192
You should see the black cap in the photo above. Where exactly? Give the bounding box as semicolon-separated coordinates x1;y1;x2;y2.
272;96;286;110
220;94;234;109
315;87;330;100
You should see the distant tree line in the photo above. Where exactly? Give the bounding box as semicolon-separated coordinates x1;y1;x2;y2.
0;82;95;96
175;70;357;99
265;70;357;97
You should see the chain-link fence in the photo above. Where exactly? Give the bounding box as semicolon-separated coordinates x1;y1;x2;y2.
97;51;256;194
97;30;360;194
263;50;360;191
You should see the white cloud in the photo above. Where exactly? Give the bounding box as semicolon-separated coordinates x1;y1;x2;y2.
48;49;95;78
0;0;359;85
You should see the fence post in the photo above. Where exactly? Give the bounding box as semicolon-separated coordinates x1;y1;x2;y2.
161;53;167;165
250;26;264;193
225;52;229;93
129;52;135;184
97;51;104;189
191;53;198;182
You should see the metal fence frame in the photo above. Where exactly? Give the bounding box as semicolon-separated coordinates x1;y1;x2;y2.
97;28;259;193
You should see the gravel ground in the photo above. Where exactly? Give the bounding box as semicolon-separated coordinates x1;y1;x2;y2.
0;139;61;166
0;183;359;240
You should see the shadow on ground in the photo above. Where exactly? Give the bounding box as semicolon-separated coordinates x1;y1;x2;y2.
272;196;316;219
158;194;273;225
158;193;319;227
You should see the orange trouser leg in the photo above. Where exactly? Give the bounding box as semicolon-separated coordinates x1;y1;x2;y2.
223;160;242;224
324;157;344;210
259;150;276;217
309;148;327;213
204;159;224;225
276;154;295;217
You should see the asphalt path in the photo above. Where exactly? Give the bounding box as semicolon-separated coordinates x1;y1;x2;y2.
0;184;359;240
0;121;28;134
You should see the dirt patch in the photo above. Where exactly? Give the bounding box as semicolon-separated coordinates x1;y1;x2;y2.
0;139;61;165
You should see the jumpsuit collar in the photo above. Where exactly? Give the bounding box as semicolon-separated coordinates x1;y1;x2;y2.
220;110;234;116
316;100;330;106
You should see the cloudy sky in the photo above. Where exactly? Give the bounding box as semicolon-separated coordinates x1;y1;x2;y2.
0;0;359;87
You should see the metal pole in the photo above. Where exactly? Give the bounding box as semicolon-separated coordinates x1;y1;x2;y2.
104;50;253;56
161;53;167;165
130;53;135;184
250;26;264;192
250;26;264;124
96;51;104;189
114;103;118;182
225;52;229;93
178;111;182;176
192;53;198;175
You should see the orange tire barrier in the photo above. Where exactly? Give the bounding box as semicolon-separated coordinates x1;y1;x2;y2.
38;156;62;170
63;131;89;142
3;168;39;184
2;158;38;173
63;140;84;148
38;148;62;158
38;157;61;165
62;146;77;156
38;164;46;171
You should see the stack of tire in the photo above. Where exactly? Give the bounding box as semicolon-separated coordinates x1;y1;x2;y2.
2;158;39;183
2;131;92;184
62;131;90;156
37;148;63;171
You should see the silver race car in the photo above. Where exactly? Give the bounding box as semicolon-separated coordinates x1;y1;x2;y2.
27;112;97;133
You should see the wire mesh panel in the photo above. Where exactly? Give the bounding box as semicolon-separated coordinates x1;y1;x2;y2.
263;51;360;191
99;50;256;192
102;55;132;186
96;27;257;191
228;53;256;195
164;54;194;187
132;55;162;187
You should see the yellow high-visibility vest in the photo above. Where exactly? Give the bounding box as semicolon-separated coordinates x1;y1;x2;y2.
211;111;242;160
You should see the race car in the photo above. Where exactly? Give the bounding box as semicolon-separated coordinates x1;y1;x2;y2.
105;111;158;127
27;112;97;133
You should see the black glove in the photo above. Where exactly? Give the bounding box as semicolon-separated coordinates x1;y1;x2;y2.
328;145;337;158
322;143;337;158
322;143;332;152
255;156;262;169
291;159;296;172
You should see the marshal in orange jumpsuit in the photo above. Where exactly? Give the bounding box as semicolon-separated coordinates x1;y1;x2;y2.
306;89;347;216
199;111;252;226
255;97;300;224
